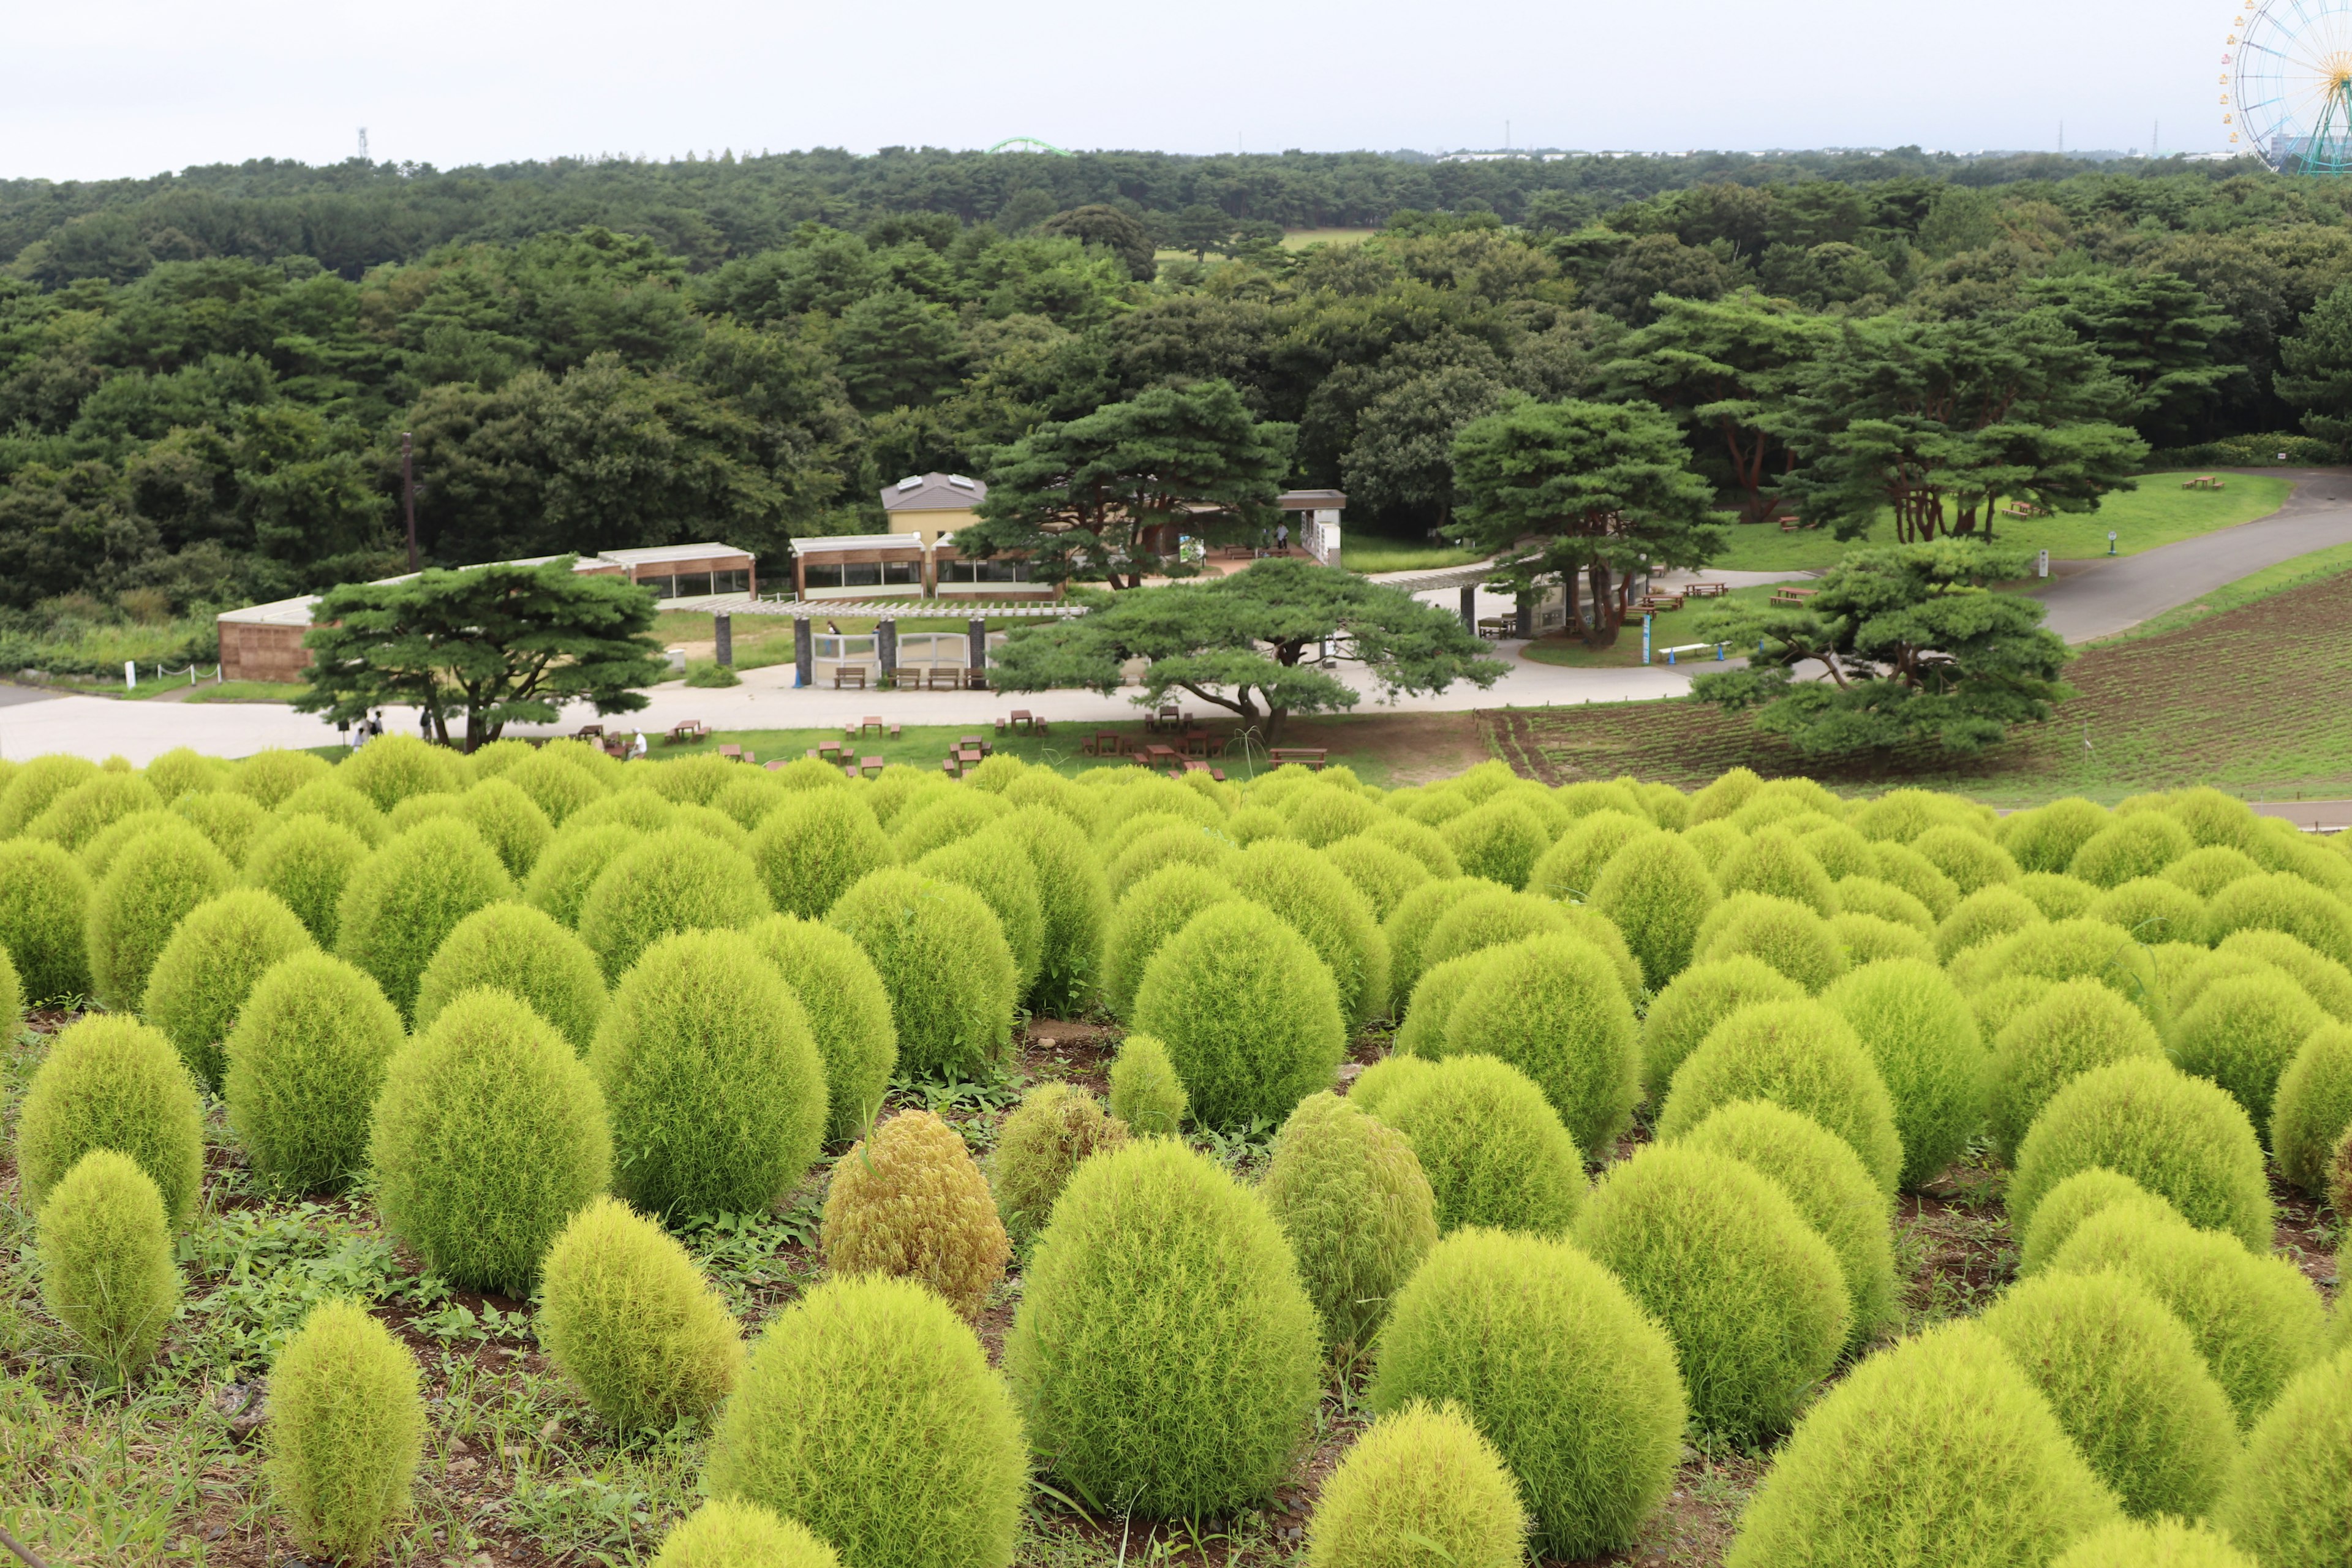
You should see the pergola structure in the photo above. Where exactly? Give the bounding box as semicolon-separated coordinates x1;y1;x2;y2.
723;597;1091;687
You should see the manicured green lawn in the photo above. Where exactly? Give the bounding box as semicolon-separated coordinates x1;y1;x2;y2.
1704;472;2294;572
1517;583;1785;669
1340;541;1488;575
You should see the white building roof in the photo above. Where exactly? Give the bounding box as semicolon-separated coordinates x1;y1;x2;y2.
217;594;323;627
595;542;753;565
789;533;928;555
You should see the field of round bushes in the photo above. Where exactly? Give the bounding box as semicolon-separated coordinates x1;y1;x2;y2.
3;734;2351;1567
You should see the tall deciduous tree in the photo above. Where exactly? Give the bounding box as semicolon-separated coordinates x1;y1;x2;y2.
296;558;666;752
1687;538;2072;755
960;380;1294;590
986;557;1505;742
1449;397;1724;649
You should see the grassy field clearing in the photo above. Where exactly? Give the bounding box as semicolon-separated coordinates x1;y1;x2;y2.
1517;584;1787;669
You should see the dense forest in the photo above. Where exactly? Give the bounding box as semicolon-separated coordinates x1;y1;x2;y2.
7;145;2352;662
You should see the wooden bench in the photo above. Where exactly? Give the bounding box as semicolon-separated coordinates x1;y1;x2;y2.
1268;747;1328;771
891;666;922;690
832;668;867;689
1636;595;1684;613
926;669;962;691
2002;499;2049;517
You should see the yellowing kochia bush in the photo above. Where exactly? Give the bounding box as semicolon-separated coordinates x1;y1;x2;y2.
1107;1033;1188;1136
1657;999;1904;1195
1589;829;1719;990
139;888;315;1090
1006;1139;1321;1519
1978;1269;2237;1521
2048;1203;2329;1426
1574;1141;1847;1441
822;1109;1009;1318
225;952;405;1193
651;1501;841;1568
524;824;643;930
578;827;772;981
704;1274;1027;1568
745;915;898;1144
2274;1023;2352;1193
1227;838;1391;1028
990;1083;1129;1253
1101;863;1243;1021
2171;971;2325;1138
1439;933;1640;1158
830;867;1017;1076
1986;978;2168;1162
0;839;94;1003
1370;1228;1684;1559
1260;1092;1437;1355
335;817;516;1019
1693;891;1847;993
1678;1099;1896;1349
1357;1053;1586;1236
591;930;826;1220
413;900;607;1057
85;818;233;1011
747;788;889;919
2008;1057;2273;1255
1725;1322;2121;1567
537;1197;743;1433
1304;1400;1528;1568
1822;957;1986;1189
265;1299;426;1562
1639;956;1807;1104
369;989;611;1294
241;814;372;948
37;1149;180;1385
1132;900;1346;1129
2211;1346;2352;1568
15;1013;205;1226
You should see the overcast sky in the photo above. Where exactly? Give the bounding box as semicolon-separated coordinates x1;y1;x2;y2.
3;0;2246;181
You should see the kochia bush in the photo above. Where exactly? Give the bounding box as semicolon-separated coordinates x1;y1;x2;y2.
1227;838;1391;1027
980;809;1108;1016
827;869;1017;1079
652;1501;840;1568
2211;1346;2352;1568
1657;999;1904;1195
1936;885;2047;963
748;788;889;919
1589;829;1719;990
1101;862;1243;1020
241;814;372;948
1986;978;2167;1162
1303;1400;1527;1568
1640;956;1807;1105
745;914;899;1144
2273;1022;2352;1193
1382;876;1492;1008
991;1082;1129;1253
2171;970;2325;1137
1319;835;1429;924
15;1013;206;1226
2087;876;2204;945
822;1109;1010;1319
1822;957;1986;1189
2001;797;2113;875
334;817;516;1019
36;1149;181;1385
413;900;608;1057
2070;813;2195;888
2017;1169;2169;1278
139;888;315;1090
84;818;233;1011
916;833;1044;997
1417;886;1569;974
336;732;463;810
1259;1091;1437;1355
1694;892;1848;993
1438;795;1551;889
524;823;643;930
1358;1052;1586;1236
264;1298;427;1564
2203;870;2352;967
1715;826;1838;916
1006;1139;1322;1518
0;838;94;1003
1131;900;1346;1129
1106;1032;1188;1136
577;827;772;981
2051;1520;2255;1568
537;1196;743;1433
1439;933;1640;1157
224;952;405;1193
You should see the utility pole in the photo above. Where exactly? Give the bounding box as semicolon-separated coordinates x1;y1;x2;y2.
401;431;418;572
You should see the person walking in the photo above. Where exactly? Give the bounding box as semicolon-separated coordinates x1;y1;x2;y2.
1274;521;1289;553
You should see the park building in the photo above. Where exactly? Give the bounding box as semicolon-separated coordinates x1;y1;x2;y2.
786;473;1064;603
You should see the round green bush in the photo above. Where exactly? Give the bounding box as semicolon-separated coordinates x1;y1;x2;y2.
2215;929;2352;1022
1849;786;1978;843
2011;1057;2274;1254
413;900;606;1056
1438;796;1551;889
1131;900;1345;1129
172;791;268;867
2203;871;2352;967
225;952;404;1192
1527;811;1653;905
1282;784;1382;847
745;915;898;1144
981;809;1107;1016
1359;1053;1585;1235
1398;945;1496;1065
143;747;224;803
2090;876;2205;945
1938;885;2048;963
710;772;788;833
1678;1099;1896;1348
652;1500;840;1568
2018;1169;2169;1278
83;819;233;1012
1688;765;1763;824
1438;933;1640;1156
0;838;94;1004
1979;1268;2237;1521
1304;1399;1526;1568
139;888;316;1089
2049;1202;2328;1425
501;747;612;827
15;1013;205;1225
1384;876;1494;1008
565;788;677;837
992;1082;1130;1253
524;823;643;930
1987;978;2168;1162
2019;871;2103;920
1798;820;1878;880
2274;1023;2352;1193
1715;826;1838;915
577;826;771;982
1823;958;1986;1188
1574;1140;1847;1439
1833;910;1933;965
0;942;17;1042
2174;971;2326;1139
369;988;611;1294
0;753;98;838
24;771;162;853
1724;1321;2122;1568
274;778;388;848
706;1272;1025;1568
37;1148;180;1384
334;816;516;1019
823;1109;1009;1317
2163;786;2262;851
1107;1032;1188;1136
1870;839;1963;919
537;1195;743;1433
2212;1345;2352;1568
2003;797;2114;875
1590;830;1719;990
639;753;736;808
827;868;1016;1080
1694;891;1848;992
1260;1091;1437;1355
2072;813;2196;889
74;809;185;882
2163;845;2266;900
241;814;371;948
1417;885;1569;976
1101;863;1242;1021
916;834;1044;998
1658;999;1904;1194
1006;1139;1321;1518
1912;822;2021;895
1106;820;1235;903
1967;919;2163;1028
338;733;464;810
1640;956;1807;1104
1370;1227;1684;1558
233;748;332;811
891;789;1012;863
265;1298;425;1562
1226;839;1390;1027
453;777;552;880
2052;1519;2255;1568
383;790;461;835
591;929;825;1219
1319;835;1429;924
1350;815;1461;880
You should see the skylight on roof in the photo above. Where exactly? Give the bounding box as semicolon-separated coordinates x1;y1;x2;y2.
897;475;923;490
948;475;975;489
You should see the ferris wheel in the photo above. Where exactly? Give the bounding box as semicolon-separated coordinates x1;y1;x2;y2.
2227;1;2352;173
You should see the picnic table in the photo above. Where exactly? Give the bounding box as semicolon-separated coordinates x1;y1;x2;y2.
1002;710;1038;734
833;668;867;689
1637;595;1684;613
575;723;605;741
2183;474;2226;490
1268;747;1327;771
1182;758;1227;781
1141;744;1182;771
667;720;707;745
1144;703;1188;732
1769;587;1820;608
1684;582;1728;598
1083;731;1125;756
959;734;990;756
1476;616;1515;639
849;717;888;738
859;756;885;778
718;744;752;763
